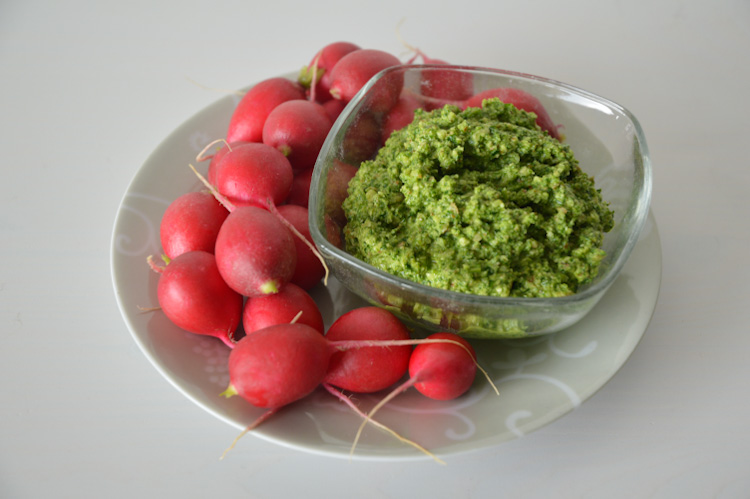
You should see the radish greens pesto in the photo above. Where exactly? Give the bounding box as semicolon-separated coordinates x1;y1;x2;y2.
342;98;614;298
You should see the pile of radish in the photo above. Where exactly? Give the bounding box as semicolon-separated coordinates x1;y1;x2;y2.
141;39;570;460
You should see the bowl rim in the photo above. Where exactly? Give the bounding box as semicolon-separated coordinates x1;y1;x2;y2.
309;64;653;308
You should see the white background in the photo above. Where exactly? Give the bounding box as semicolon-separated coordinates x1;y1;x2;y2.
2;0;749;497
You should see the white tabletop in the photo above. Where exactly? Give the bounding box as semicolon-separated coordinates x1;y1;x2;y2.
2;0;749;497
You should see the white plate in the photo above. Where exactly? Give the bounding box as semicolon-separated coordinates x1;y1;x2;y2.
110;78;662;461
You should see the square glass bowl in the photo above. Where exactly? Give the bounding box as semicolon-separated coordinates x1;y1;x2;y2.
308;65;652;339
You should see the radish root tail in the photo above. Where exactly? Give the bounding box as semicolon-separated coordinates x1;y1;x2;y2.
188;163;236;212
349;376;418;457
219;408;277;460
266;200;330;286
196;138;232;163
322;383;445;465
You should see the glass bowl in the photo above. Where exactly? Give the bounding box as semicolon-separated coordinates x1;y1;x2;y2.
308;65;652;339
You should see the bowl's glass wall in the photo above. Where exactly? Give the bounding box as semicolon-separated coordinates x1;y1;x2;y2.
309;65;651;338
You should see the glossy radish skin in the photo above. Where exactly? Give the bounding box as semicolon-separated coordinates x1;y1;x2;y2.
159;191;228;259
408;332;477;400
302;41;361;103
157;251;243;347
204;140;250;186
275;204;325;290
227;77;306;143
324;307;412;393
321;98;347;122
214;206;297;297
464;88;560;139
226;323;331;408
286;167;314;208
262;100;333;171
328;49;403;112
212;142;293;209
242;282;324;335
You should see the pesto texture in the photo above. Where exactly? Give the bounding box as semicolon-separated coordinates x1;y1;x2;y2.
342;99;614;298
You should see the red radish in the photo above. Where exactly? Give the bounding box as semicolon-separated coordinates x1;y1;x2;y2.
349;332;483;454
262;100;333;171
159;191;228;259
212;142;293;209
214;205;297;297
223;323;331;409
328;49;403;112
286;167;314;208
222;321;479;410
321;98;347;122
408;332;477;400
195;139;250;186
219;318;496;457
275;204;326;289
465;88;561;139
324;307;412;393
227;77;306;143
419;64;474;110
300;41;361;103
188;163;329;289
325;159;358;227
242;282;324;335
381;93;422;143
340;110;383;165
154;250;243;348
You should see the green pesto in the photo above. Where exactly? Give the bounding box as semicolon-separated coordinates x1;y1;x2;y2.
342;99;615;298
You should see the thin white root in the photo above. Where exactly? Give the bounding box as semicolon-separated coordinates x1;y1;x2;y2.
349;377;416;459
196;138;232;162
290;311;304;324
323;384;445;465
219;408;277;460
188;163;236;212
266;200;330;286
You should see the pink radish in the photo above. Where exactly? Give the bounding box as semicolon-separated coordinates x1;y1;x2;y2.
381;93;422;143
323;307;412;393
188;163;329;291
322;98;347;122
408;332;477;400
414;56;474;109
159;191;228;259
219;320;496;457
195;139;250;186
214;205;297;297
211;142;293;209
262;99;333;171
349;332;483;454
227;77;306;143
328;49;403;112
300;41;361;103
223;323;331;409
275;204;325;290
340;110;383;165
465;88;560;139
286;167;314;208
243;282;324;335
325;159;358;227
152;250;243;348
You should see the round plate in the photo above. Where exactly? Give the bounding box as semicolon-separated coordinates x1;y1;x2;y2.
110;79;662;462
